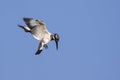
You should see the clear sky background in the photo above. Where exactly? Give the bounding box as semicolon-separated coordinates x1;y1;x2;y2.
0;0;120;80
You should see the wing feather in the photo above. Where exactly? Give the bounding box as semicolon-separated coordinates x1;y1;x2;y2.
23;18;50;40
23;18;37;29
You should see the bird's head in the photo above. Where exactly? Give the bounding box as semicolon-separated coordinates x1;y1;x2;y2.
51;33;60;50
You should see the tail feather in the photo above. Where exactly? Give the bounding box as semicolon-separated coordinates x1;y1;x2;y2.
18;24;31;32
18;24;24;29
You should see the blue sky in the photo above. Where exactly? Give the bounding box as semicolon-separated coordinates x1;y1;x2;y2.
0;0;120;80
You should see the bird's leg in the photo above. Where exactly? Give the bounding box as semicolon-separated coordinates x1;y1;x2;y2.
18;24;31;32
44;44;48;49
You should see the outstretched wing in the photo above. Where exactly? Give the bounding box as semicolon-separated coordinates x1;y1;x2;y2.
23;18;50;40
23;18;38;29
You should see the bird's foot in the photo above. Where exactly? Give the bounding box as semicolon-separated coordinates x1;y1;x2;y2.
44;44;48;49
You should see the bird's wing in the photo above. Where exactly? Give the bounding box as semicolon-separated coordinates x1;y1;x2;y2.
23;18;50;40
31;24;50;40
23;18;38;29
35;41;43;55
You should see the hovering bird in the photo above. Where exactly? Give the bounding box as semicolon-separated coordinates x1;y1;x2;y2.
18;18;60;55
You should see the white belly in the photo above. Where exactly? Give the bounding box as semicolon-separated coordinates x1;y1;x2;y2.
31;26;51;41
42;34;51;44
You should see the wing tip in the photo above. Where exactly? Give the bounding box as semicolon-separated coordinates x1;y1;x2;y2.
35;50;43;55
23;17;33;22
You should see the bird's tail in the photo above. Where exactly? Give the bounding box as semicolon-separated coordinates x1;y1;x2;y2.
18;24;24;29
18;24;31;32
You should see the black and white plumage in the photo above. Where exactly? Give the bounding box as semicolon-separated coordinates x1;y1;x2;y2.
18;18;60;55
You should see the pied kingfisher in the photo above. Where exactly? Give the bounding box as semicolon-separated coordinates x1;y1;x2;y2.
18;18;60;55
